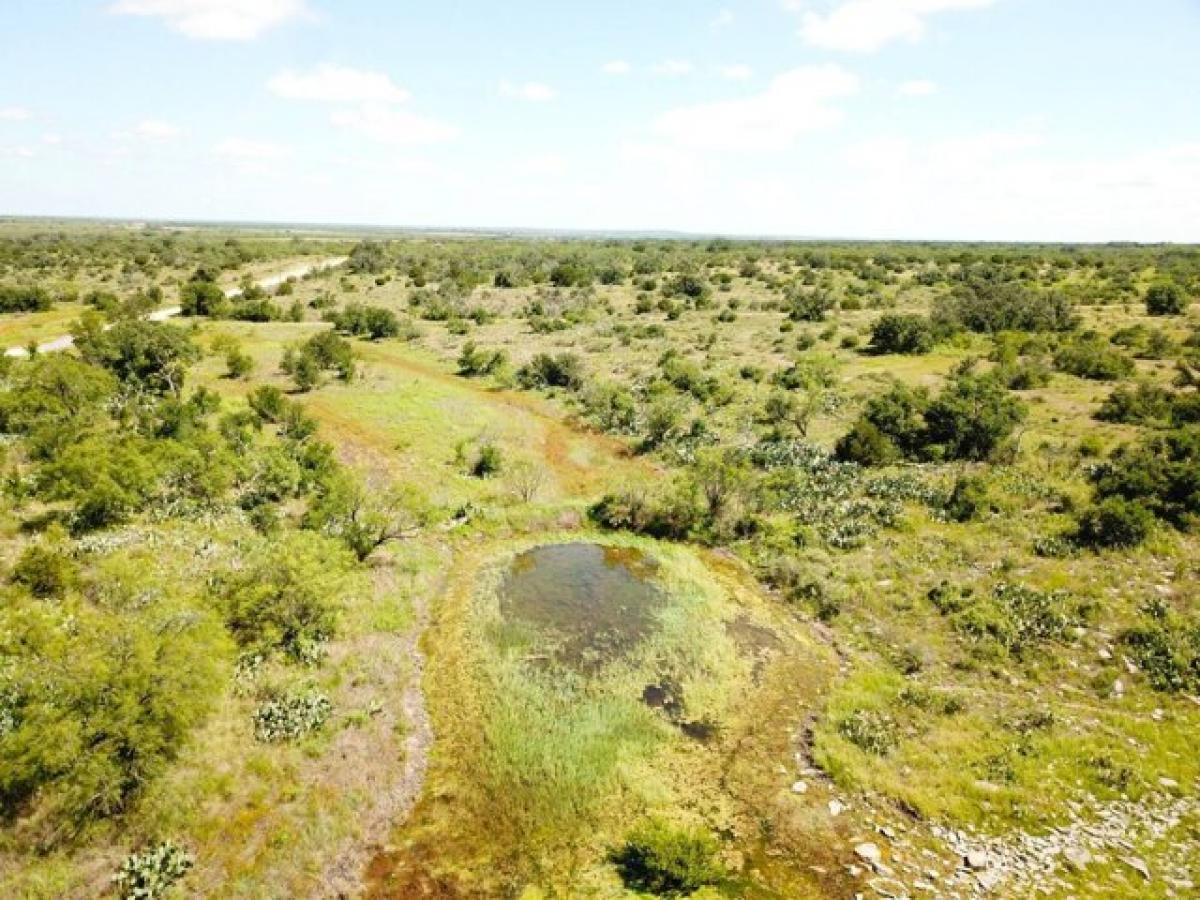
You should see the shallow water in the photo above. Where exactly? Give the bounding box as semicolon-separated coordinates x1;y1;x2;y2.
499;543;664;671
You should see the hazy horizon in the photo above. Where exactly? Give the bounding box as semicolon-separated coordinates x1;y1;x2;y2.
2;1;1198;241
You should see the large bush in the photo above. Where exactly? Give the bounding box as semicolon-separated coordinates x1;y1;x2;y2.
1096;382;1175;425
1120;606;1200;693
180;279;228;317
1088;427;1200;532
1054;335;1135;381
610;820;725;896
868;313;936;355
934;280;1077;334
836;372;1025;464
1145;281;1189;316
281;330;356;391
0;283;54;313
327;303;401;340
0;593;229;833
217;531;353;662
1073;497;1155;549
517;352;585;391
74;317;200;396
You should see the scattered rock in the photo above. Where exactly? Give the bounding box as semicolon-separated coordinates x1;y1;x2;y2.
868;877;907;898
1062;846;1092;870
829;799;847;817
1121;856;1151;880
856;843;883;865
791;780;808;794
977;869;1002;891
965;849;991;870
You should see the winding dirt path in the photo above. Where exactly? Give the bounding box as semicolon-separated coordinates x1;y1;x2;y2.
3;255;346;358
316;553;442;898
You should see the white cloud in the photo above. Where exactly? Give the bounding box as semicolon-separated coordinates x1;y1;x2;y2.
618;141;706;189
268;64;410;104
1;146;36;159
134;119;182;140
602;60;632;76
840;130;1200;240
797;0;993;53
655;63;859;152
897;79;938;96
498;81;557;102
653;59;694;77
214;137;286;160
517;153;568;177
711;9;735;29
269;64;457;147
108;0;310;41
0;106;32;121
719;64;754;81
330;104;460;146
42;134;62;145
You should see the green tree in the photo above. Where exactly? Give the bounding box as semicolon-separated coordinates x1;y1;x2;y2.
1145;281;1188;316
218;531;353;660
303;473;431;561
868;313;936;355
0;591;229;834
73;317;200;396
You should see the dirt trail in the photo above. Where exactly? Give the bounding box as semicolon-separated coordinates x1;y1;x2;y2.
316;555;441;898
356;341;656;496
3;255;346;358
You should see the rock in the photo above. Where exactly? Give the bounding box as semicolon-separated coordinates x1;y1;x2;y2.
977;869;1003;891
1098;647;1112;661
829;799;847;817
1158;777;1179;790
1112;678;1125;697
855;843;882;865
1121;856;1151;880
792;780;808;794
868;877;907;898
965;850;991;870
878;825;897;840
1062;846;1092;870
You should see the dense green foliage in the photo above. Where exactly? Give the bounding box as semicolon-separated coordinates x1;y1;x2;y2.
610;820;725;896
0;283;53;313
1145;281;1188;316
836;370;1026;464
868;312;937;355
934;278;1077;334
1089;427;1200;532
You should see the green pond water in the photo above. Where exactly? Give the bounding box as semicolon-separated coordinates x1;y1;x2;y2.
499;542;664;671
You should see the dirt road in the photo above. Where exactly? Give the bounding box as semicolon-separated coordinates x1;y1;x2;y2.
4;255;347;358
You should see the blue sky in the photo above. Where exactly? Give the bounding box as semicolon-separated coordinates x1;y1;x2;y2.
1;0;1198;240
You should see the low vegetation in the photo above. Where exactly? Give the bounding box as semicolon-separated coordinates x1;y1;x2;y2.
0;224;1198;898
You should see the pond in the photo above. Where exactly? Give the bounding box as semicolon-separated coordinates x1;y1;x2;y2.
499;543;664;671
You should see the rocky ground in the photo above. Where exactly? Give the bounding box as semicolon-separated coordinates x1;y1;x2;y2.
840;790;1198;899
